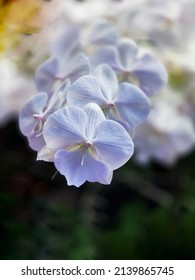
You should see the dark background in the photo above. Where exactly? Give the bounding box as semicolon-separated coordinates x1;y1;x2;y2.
1;119;195;260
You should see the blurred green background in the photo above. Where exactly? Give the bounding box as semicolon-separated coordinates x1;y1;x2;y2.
1;119;195;260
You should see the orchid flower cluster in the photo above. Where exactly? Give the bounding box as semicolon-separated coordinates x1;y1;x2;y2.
19;22;167;187
118;0;195;166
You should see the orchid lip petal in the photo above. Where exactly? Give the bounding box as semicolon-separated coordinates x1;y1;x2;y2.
37;145;54;162
54;149;111;187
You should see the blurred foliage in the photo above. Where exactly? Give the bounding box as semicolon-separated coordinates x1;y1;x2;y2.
0;120;195;259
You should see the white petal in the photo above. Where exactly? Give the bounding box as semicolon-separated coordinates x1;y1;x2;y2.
37;145;55;162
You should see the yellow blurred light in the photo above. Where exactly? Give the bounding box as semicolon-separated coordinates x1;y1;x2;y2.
0;0;42;52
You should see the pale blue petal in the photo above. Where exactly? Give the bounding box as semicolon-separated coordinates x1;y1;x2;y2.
35;57;58;93
67;75;106;107
114;83;151;128
118;39;138;70
44;79;70;118
50;25;80;58
19;92;48;136
98;170;113;185
153;141;177;165
132;54;168;97
87;22;117;48
83;103;105;139
54;149;111;187
90;45;121;71
28;134;46;152
43;107;87;151
105;107;131;131
94;64;118;101
94;120;134;170
64;52;89;82
167;133;193;155
167;117;195;154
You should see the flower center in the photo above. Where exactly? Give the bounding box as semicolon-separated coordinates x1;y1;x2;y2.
83;139;93;149
106;102;115;109
33;113;42;120
55;74;66;81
